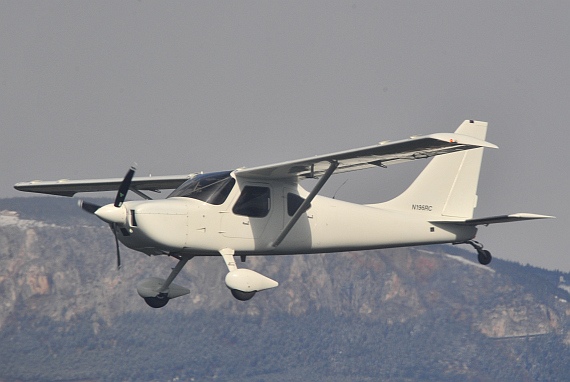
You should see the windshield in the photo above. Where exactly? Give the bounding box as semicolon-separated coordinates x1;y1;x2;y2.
168;171;235;205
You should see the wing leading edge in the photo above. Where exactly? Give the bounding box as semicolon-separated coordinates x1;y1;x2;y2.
235;132;497;181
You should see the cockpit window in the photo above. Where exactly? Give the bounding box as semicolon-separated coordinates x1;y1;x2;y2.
168;171;235;205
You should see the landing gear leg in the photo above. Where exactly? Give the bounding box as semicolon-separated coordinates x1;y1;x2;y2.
465;240;492;265
158;255;192;294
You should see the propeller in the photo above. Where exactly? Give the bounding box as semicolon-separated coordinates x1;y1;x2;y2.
78;165;136;270
79;200;101;214
111;223;121;270
114;166;136;208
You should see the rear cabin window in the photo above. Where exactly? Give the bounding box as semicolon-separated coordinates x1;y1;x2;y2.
287;193;311;216
233;186;271;218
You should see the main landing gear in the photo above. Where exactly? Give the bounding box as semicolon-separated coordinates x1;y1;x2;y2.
231;289;256;301
137;255;193;308
144;294;170;308
137;249;280;308
465;240;492;265
221;248;279;301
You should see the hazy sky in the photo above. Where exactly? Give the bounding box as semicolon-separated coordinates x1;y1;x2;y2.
1;2;568;270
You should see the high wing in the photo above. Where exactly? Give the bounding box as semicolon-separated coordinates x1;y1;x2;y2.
235;132;497;181
14;132;496;197
435;213;555;226
14;174;196;197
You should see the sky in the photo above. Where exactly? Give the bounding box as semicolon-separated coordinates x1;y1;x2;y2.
1;1;568;270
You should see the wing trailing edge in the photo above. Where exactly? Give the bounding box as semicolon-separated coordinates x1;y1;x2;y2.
14;174;197;197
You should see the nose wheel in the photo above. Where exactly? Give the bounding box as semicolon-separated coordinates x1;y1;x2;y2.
465;240;492;265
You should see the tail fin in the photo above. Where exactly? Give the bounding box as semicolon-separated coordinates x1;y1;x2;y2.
377;120;488;219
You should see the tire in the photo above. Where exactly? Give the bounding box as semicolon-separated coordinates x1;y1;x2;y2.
231;289;256;301
144;296;169;308
477;250;492;265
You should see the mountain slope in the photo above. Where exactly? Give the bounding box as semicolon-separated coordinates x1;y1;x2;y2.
0;197;568;382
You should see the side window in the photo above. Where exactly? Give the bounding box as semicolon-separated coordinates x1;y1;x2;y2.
287;193;310;216
233;186;271;218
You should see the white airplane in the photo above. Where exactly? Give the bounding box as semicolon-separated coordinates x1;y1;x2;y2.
15;120;552;308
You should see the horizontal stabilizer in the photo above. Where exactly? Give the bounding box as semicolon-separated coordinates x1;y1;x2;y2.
432;213;555;226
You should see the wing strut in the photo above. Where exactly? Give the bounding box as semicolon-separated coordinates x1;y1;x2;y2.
130;187;153;200
271;161;339;248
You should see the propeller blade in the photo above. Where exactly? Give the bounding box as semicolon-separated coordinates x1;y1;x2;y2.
111;223;121;270
82;165;135;270
114;165;136;208
78;200;101;214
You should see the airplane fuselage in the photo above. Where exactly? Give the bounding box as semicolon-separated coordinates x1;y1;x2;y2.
116;176;477;257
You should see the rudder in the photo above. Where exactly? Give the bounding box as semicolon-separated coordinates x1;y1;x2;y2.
376;120;488;219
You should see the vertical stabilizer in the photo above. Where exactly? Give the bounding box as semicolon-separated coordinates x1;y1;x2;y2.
376;120;488;219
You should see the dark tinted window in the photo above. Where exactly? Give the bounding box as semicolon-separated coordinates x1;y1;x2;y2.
168;171;235;205
287;193;310;216
233;186;271;217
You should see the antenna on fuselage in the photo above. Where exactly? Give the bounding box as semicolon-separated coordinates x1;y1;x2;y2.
332;179;348;200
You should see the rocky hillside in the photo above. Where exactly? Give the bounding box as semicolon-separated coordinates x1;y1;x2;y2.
0;197;569;382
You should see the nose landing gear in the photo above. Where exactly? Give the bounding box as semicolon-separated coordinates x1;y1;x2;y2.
465;240;492;265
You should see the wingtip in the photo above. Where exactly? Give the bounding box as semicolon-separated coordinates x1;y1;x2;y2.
458;135;498;149
430;133;498;149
